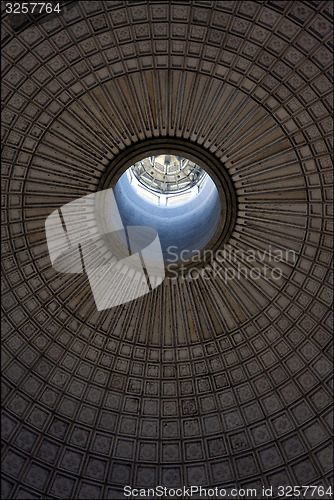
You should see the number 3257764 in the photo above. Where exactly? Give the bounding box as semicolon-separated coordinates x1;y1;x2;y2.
5;3;61;14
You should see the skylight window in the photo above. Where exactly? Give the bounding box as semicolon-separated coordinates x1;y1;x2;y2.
127;154;208;206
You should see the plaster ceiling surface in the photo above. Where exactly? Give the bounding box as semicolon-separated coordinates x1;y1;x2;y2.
1;1;333;499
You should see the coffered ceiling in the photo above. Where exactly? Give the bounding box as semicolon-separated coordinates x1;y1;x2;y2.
1;1;333;498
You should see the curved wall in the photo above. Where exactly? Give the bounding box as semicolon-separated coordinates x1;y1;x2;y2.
114;171;221;262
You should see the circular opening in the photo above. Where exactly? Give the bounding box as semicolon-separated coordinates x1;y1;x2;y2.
113;154;221;262
98;138;237;275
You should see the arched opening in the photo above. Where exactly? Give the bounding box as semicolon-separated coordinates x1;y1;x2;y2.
114;154;221;262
